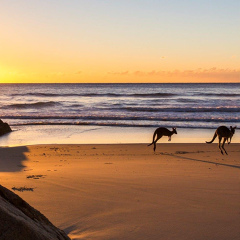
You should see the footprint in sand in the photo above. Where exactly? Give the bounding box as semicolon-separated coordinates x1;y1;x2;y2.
27;175;46;180
12;187;34;192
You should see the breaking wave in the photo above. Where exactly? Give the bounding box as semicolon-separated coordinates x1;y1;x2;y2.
2;101;59;109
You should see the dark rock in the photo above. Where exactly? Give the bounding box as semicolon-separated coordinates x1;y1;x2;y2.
0;185;71;240
0;120;12;137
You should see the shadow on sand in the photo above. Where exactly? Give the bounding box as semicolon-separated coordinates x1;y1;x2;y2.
159;152;240;169
0;146;29;172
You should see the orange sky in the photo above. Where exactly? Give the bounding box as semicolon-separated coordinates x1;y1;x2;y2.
0;1;239;83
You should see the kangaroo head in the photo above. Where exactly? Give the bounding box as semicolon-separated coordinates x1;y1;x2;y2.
172;127;177;134
230;126;236;135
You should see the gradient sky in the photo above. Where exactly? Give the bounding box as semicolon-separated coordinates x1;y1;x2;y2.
0;0;239;83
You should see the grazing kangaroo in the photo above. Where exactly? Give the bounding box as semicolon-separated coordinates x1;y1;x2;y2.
148;127;177;152
206;126;236;155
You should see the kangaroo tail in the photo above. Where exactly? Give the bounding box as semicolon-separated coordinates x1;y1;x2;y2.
206;132;217;144
148;131;157;146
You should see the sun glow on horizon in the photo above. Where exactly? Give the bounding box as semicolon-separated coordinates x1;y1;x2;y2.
0;1;240;83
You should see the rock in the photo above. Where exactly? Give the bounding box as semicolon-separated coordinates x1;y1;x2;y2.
0;120;12;136
0;185;71;240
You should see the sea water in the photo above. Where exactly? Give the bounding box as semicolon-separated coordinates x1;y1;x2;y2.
0;83;239;145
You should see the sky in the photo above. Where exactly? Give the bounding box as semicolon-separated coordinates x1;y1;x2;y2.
0;0;239;83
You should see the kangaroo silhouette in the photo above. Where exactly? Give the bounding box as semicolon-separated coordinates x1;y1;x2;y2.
206;126;236;155
148;127;177;152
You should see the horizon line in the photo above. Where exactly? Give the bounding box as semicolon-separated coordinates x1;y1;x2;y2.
0;82;239;84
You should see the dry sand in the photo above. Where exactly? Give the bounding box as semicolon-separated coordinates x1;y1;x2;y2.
0;143;240;240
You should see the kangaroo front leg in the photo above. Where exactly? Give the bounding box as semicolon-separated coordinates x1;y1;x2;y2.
222;138;228;155
168;136;171;141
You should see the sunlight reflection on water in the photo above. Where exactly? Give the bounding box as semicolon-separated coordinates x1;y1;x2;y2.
0;125;239;147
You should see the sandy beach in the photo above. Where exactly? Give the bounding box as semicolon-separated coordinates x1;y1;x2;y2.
0;143;240;240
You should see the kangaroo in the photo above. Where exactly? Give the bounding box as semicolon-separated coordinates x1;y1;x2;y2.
206;126;236;155
148;127;177;152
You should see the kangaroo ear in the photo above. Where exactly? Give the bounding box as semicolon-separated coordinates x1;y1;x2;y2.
230;126;232;129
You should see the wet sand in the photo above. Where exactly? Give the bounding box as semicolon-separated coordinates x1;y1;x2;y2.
0;143;240;240
3;125;240;147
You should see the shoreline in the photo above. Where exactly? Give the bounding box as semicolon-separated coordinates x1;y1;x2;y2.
0;125;239;147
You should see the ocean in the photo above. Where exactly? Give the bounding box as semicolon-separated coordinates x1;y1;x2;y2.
0;83;239;145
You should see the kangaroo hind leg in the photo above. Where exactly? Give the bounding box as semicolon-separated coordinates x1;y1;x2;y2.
153;135;162;152
218;136;224;155
221;138;228;155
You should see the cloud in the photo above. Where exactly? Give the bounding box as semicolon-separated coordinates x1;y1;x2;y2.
108;71;129;75
108;68;240;80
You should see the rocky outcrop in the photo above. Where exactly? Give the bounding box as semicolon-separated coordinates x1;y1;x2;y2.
0;119;12;136
0;185;71;240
